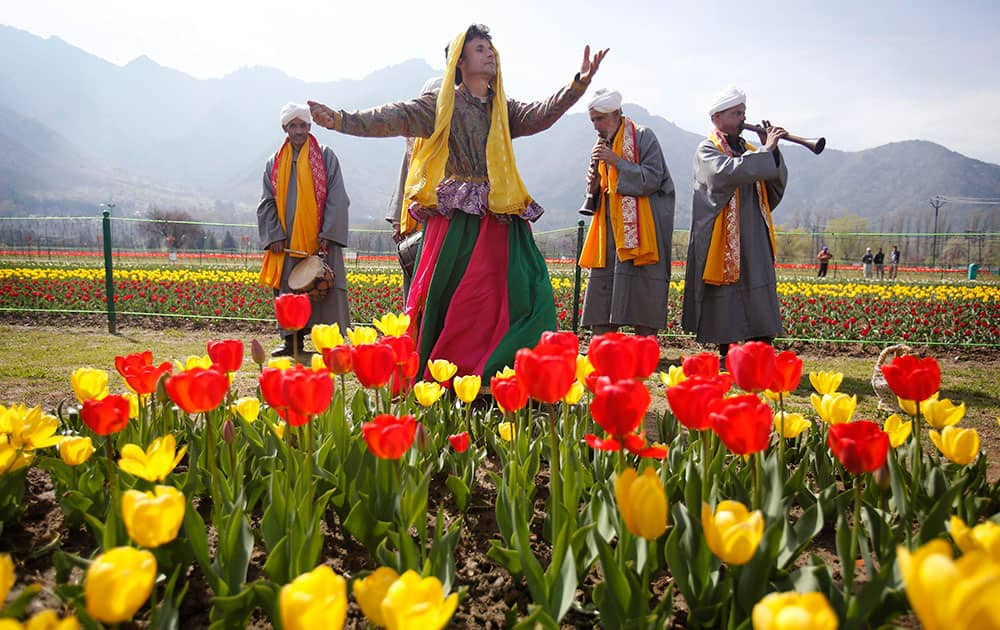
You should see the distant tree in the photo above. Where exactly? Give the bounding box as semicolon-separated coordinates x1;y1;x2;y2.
221;231;238;251
143;207;205;250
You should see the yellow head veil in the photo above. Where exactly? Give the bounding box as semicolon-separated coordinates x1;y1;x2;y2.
403;28;533;216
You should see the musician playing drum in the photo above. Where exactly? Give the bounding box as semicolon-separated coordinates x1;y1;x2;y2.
681;86;789;367
258;102;351;357
578;89;675;338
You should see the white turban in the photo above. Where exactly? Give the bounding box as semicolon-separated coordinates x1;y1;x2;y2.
280;102;311;126
587;88;622;113
708;86;746;116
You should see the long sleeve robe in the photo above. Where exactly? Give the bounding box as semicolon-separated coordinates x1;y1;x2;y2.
581;123;675;330
257;144;351;332
681;136;787;344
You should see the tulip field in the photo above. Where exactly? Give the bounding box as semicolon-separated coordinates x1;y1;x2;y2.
1;261;999;629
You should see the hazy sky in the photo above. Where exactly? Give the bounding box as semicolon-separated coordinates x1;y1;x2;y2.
4;0;999;163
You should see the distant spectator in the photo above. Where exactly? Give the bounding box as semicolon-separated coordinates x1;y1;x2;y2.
861;247;874;279
873;247;885;279
888;245;900;279
816;246;833;277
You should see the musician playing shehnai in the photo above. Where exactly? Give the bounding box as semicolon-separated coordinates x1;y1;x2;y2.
257;102;351;356
579;89;675;337
681;87;788;364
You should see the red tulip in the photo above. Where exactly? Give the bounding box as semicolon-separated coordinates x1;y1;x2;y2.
381;334;415;366
277;407;311;427
362;414;417;459
282;365;333;417
259;367;287;409
352;343;397;388
115;351;153;379
880;355;941;403
588;333;660;381
122;361;172;395
322;345;353;375
274;293;311;331
666;375;729;430
681;352;720;378
590;377;651;438
81;395;131;435
708;394;773;455
828;421;890;474
400;351;420;380
448;432;470;453
207;339;244;373
491;375;529;413
514;343;576;403
726;342;776;393
540;330;580;355
769;351;803;394
165;367;229;414
621;433;668;459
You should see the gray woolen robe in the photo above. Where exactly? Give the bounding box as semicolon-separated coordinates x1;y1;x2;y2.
681;135;787;344
257;143;351;334
581;123;675;330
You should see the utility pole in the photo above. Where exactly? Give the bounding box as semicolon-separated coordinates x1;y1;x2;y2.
929;196;946;268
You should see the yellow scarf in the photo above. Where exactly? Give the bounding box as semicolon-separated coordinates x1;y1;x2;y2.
403;30;533;216
702;131;775;286
258;138;322;289
578;117;659;268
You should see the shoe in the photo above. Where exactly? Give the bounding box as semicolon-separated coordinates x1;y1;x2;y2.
270;336;295;357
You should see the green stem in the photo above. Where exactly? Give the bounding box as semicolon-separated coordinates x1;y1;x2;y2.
548;409;561;543
911;408;922;507
104;438;120;545
777;393;787;483
204;413;219;505
464;402;473;440
702;430;711;505
752;451;762;511
846;478;862;617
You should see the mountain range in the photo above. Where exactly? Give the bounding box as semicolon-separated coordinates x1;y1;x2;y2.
2;24;999;232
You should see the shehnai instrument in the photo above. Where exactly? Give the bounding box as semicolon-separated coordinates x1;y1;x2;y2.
742;123;826;155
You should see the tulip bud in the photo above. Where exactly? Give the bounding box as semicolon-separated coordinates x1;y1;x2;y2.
251;339;267;367
414;422;430;452
222;419;236;444
155;371;170;404
873;461;891;492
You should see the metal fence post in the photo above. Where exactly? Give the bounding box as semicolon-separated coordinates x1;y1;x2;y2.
572;219;585;332
101;208;117;334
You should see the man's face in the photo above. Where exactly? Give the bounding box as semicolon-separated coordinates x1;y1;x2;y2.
457;37;496;82
589;109;622;141
283;118;310;149
712;104;746;135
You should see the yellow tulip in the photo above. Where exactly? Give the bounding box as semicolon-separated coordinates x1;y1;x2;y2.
494;366;515;379
897;540;1000;630
1;405;62;451
231;397;261;423
121;485;185;548
563;381;585;405
929;426;980;465
808;371;843;395
84;547;156;623
352;567;400;627
0;619;22;630
24;610;80;630
346;326;379;346
576;354;595;383
615;468;669;540
810;393;856;425
897;392;938;418
762;389;781;402
949;516;1000;563
271;420;286;440
118;434;187;482
413;381;445;407
279;565;347;630
121;392;140;419
454;375;482;404
922;398;966;430
310;353;329;373
311;323;345;351
751;591;838;630
883;414;912;448
174;355;212;371
268;357;293;370
498;422;515;442
1;553;13;607
658;365;686;388
0;443;34;475
70;367;109;403
427;359;458;383
58;436;95;466
702;500;765;565
373;313;411;338
774;411;810;439
380;570;458;630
